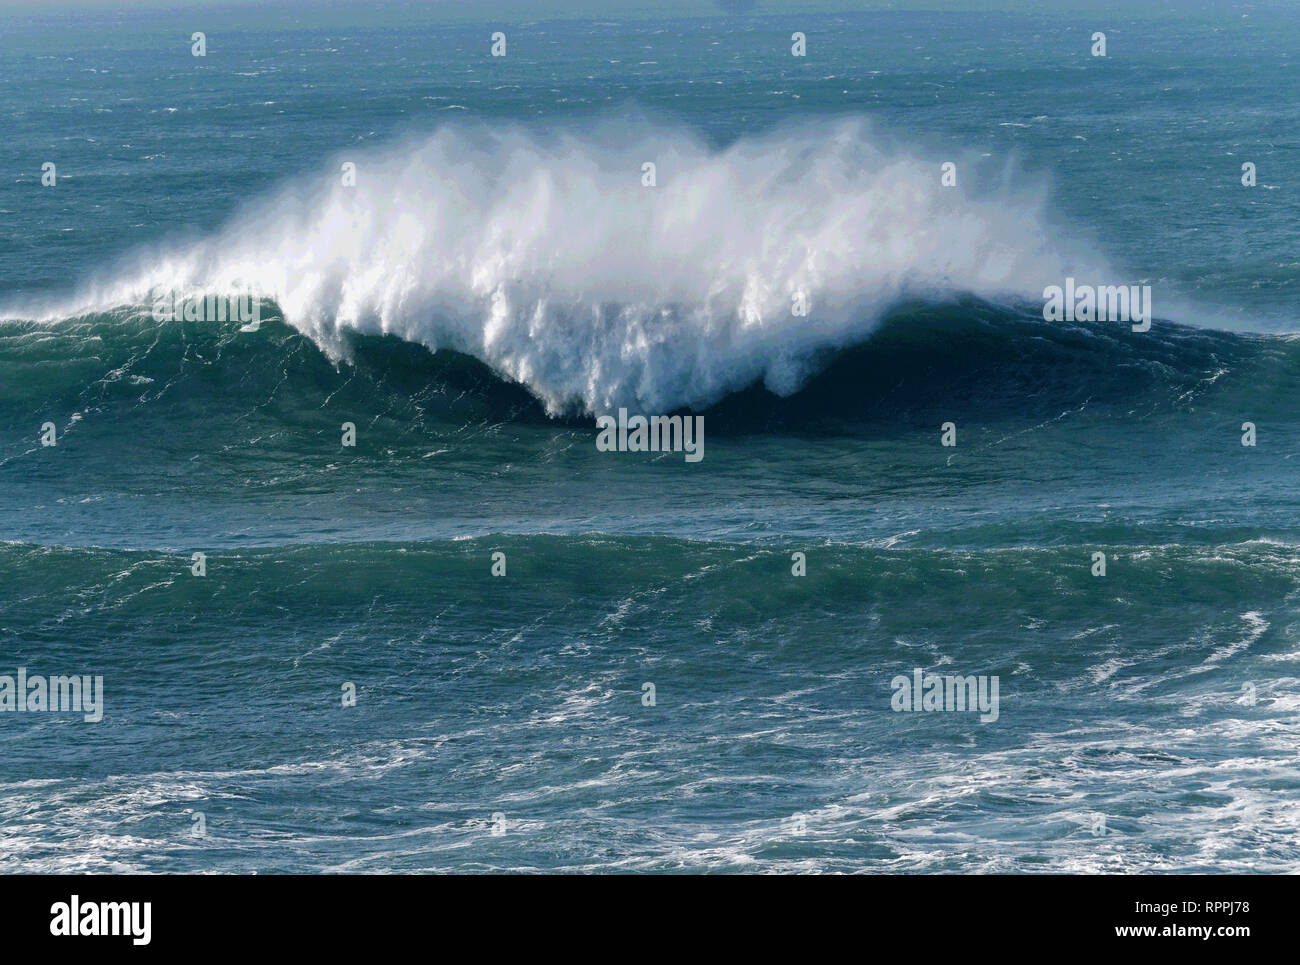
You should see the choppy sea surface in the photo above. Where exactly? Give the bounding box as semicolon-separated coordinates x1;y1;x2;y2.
1;2;1298;872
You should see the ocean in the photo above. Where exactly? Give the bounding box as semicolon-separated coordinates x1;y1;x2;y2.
1;0;1298;873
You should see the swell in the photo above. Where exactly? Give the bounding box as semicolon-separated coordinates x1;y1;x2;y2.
3;538;1296;663
0;297;1290;440
0;115;1115;415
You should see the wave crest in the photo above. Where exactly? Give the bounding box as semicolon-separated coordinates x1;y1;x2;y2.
19;117;1104;414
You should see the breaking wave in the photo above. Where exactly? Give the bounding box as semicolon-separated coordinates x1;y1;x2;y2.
5;116;1112;414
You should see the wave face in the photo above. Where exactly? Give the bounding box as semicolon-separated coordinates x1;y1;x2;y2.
4;297;1296;555
29;118;1103;415
0;297;1272;436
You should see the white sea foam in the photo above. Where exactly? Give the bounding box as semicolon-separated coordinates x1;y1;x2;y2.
5;117;1104;414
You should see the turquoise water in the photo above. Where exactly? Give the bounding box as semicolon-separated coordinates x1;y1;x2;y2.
1;2;1298;872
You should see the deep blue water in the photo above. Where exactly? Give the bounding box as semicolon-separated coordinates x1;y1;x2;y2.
1;2;1298;872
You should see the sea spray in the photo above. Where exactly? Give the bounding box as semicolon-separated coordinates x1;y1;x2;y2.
9;117;1107;415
